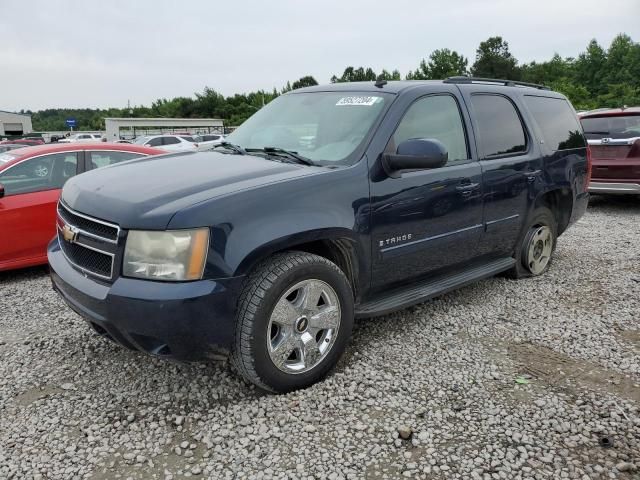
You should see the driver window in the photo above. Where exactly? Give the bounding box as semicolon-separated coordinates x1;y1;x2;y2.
392;95;469;164
0;153;78;196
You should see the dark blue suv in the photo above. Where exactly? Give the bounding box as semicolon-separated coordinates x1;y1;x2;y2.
48;77;590;392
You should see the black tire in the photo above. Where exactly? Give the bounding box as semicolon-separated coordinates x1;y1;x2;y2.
231;251;354;393
508;206;557;279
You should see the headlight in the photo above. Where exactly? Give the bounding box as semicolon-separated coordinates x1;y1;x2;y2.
123;228;209;281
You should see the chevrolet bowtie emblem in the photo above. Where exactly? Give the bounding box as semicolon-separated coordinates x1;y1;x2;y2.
62;224;79;243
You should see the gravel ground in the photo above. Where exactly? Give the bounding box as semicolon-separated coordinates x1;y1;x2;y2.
1;195;639;480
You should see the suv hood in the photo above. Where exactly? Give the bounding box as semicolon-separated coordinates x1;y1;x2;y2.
61;151;316;229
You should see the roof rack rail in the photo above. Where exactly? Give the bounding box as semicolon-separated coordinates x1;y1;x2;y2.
444;76;550;90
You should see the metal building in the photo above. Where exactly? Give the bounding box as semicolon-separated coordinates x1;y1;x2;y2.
104;117;224;141
0;110;33;136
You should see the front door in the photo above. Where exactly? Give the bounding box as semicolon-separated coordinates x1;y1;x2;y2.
0;152;80;268
370;92;483;289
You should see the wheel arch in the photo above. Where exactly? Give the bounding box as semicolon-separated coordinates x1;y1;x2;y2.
235;229;365;301
534;187;573;236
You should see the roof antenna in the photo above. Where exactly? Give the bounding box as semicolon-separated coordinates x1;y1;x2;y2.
375;76;387;88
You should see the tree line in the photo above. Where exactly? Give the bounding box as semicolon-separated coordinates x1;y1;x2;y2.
27;33;640;132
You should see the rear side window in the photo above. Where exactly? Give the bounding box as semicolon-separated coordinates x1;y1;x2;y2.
163;137;180;145
471;94;527;158
581;115;640;140
524;96;586;150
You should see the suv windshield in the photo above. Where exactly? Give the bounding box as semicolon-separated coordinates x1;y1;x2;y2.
581;114;640;140
226;91;391;165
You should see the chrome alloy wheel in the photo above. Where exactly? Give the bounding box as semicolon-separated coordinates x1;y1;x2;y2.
267;279;341;374
34;165;49;177
526;225;553;275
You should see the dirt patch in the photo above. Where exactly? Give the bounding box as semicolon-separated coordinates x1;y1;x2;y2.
13;385;64;407
508;343;640;403
617;329;640;349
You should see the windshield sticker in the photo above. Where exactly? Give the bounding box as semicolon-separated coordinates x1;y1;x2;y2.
336;96;381;106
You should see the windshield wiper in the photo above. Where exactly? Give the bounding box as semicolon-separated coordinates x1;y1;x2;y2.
246;147;315;166
212;141;247;155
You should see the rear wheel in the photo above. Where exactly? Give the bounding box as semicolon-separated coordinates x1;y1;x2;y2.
509;206;557;278
231;251;354;393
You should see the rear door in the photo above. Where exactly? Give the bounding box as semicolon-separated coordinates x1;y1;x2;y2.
581;113;640;184
0;152;80;267
460;90;542;257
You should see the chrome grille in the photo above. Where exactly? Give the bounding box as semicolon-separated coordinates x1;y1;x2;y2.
57;202;119;242
56;201;120;280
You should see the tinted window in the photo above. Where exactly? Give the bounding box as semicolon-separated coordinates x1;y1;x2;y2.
524;96;586;150
392;95;468;163
0;153;78;196
581;115;640;140
180;136;196;142
471;95;527;157
147;137;163;147
203;135;221;141
89;151;145;169
163;137;180;145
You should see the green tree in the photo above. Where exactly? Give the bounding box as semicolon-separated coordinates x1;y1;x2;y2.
573;39;607;96
291;75;318;89
470;36;519;79
408;48;468;80
331;66;378;83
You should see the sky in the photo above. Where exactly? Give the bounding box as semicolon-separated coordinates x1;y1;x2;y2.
0;0;638;111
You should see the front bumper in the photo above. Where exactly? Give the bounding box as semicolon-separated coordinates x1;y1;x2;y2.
589;181;640;195
48;240;244;361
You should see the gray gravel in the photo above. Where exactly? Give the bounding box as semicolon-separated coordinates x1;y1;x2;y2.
1;195;639;480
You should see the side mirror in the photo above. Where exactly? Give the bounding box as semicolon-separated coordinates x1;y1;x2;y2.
0;183;5;199
382;138;448;178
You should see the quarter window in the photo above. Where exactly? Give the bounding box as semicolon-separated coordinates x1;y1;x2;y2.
391;95;469;163
524;96;586;150
471;94;527;158
0;153;78;196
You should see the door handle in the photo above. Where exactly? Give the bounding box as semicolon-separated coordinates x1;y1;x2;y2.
456;182;479;191
526;170;541;182
456;182;479;197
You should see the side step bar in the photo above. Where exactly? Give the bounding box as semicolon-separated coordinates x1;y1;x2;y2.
355;257;515;318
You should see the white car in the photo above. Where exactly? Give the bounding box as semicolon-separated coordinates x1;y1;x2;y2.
58;133;103;143
134;135;198;152
192;134;225;151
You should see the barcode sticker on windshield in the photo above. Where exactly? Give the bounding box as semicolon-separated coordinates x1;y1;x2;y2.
336;96;380;106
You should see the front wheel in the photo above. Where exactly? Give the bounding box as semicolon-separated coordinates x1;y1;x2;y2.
508;206;557;278
231;251;354;393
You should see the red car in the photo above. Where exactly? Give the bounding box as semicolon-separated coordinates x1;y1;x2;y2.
0;138;45;146
0;143;164;271
580;107;640;194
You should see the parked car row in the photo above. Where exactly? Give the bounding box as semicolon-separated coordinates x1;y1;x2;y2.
133;133;225;152
1;79;637;394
